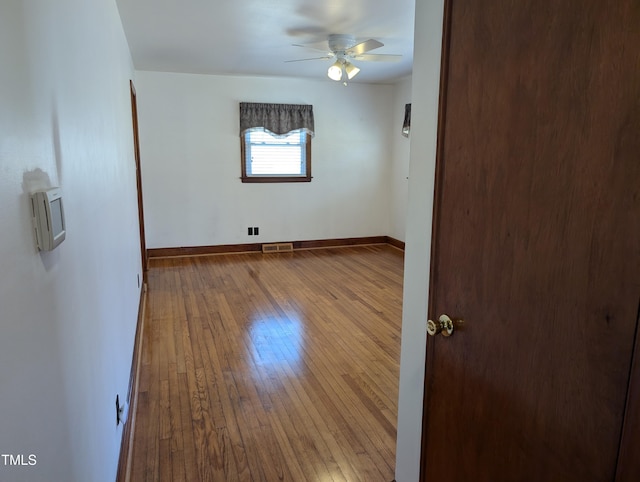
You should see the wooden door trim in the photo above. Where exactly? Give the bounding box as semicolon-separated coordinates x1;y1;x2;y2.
615;299;640;482
130;80;148;282
419;0;454;477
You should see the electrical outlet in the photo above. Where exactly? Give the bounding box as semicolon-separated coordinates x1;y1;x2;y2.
254;227;259;235
248;227;253;235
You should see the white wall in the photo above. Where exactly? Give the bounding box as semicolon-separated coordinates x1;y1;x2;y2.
395;0;445;480
0;1;140;481
390;76;412;241
135;71;399;248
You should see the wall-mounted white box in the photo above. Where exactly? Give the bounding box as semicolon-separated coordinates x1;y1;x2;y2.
30;187;66;251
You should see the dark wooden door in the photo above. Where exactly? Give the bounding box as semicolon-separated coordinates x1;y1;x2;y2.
421;0;640;480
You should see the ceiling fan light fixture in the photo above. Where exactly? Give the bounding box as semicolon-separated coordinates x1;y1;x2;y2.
344;62;360;80
327;61;343;81
288;35;402;83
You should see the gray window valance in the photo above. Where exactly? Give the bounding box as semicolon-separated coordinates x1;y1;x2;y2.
239;102;315;138
402;103;411;137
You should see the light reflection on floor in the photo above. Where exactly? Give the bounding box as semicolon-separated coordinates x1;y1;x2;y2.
247;312;305;374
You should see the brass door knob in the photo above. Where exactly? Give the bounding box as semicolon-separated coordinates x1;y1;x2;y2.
427;314;455;337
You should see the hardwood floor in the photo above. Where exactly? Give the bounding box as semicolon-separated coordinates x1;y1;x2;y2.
130;245;404;482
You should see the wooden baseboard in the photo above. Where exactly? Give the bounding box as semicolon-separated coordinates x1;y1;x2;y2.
293;236;387;250
148;242;262;258
116;283;147;482
385;236;405;251
148;236;405;259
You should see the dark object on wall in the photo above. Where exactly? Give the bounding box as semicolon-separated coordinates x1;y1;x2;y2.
402;103;411;137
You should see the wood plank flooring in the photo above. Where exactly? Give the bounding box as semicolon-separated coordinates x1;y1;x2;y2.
130;245;404;481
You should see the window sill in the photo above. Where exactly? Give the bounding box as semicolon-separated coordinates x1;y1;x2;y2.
240;176;312;183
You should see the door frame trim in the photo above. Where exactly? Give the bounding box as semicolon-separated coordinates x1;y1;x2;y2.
419;0;454;476
129;80;148;282
615;299;640;481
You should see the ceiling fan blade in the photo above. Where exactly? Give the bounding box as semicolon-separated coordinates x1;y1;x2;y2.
352;53;402;62
291;42;330;53
346;39;384;56
285;55;334;63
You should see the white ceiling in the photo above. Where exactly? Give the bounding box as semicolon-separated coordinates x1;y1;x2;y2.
116;0;415;84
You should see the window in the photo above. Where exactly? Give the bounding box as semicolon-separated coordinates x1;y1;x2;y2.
239;102;314;183
241;129;311;182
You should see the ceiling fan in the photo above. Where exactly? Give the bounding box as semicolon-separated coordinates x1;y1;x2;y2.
286;34;402;84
